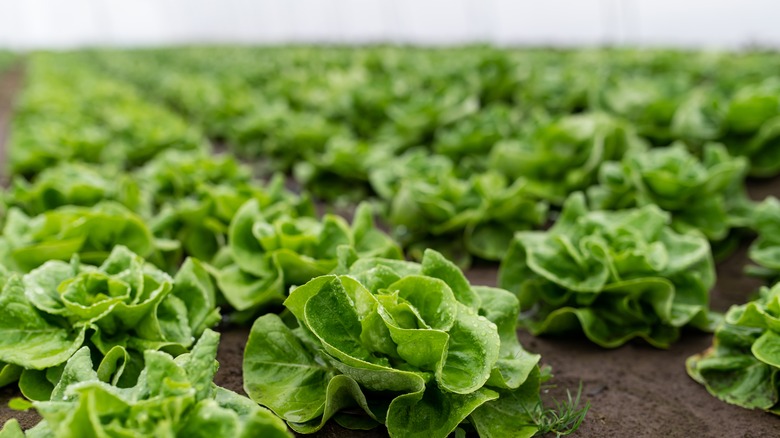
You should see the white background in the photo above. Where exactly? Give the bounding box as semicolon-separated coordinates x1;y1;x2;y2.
1;0;779;50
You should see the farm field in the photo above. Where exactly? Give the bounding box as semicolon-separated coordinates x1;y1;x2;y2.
0;48;779;437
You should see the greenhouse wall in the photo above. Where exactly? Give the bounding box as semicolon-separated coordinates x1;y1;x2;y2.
1;0;779;49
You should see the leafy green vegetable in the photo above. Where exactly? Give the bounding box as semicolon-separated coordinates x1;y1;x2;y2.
587;142;751;242
244;249;579;437
215;202;401;318
748;197;780;282
499;192;715;348
3;162;144;218
0;202;155;272
489;113;646;204
0;329;292;437
8;53;205;179
0;246;220;400
370;151;547;266
687;282;780;414
137;150;314;269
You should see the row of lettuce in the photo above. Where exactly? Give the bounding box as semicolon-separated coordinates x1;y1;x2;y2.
0;47;779;434
0;54;587;437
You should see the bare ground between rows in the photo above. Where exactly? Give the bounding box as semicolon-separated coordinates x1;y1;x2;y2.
0;64;779;436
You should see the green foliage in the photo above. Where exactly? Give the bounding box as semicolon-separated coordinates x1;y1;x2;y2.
489;113;646;204
370;151;548;266
687;282;780;414
0;329;291;438
0;203;155;273
749;197;780;282
499;193;715;348
0;246;220;400
588;142;751;241
243;249;573;437
215;202;401;318
7;53;205;179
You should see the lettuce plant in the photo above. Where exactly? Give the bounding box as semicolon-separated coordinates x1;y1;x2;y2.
748;197;780;282
720;80;780;177
499;193;715;348
214;202;401;318
687;282;780;414
3;162;144;218
137;151;314;269
0;246;220;401
370;151;547;266
587;142;751;242
243;249;582;437
0;202;155;273
0;329;291;437
488;113;646;204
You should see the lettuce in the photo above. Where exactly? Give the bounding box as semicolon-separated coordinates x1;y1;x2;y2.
214;202;401;318
243;249;558;437
748;197;780;282
499;193;715;348
587;142;751;242
488;113;646;204
0;329;291;437
8;54;205;179
0;246;220;400
370;151;547;266
0;203;155;273
137;151;314;269
687;282;780;414
3;163;144;218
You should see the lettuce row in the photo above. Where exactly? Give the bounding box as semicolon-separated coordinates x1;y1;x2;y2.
243;249;549;438
0;246;220;401
2;152;314;273
587;142;752;242
0;329;291;438
8;53;205;179
214;202;401;318
748;197;780;282
499;193;715;348
687;282;780;414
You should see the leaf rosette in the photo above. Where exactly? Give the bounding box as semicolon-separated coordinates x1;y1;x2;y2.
0;245;220;401
499;192;715;348
243;249;553;438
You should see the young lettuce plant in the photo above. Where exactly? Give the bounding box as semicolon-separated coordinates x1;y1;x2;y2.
587;142;751;246
488;112;646;204
747;197;780;282
687;282;780;414
137;150;315;270
243;248;587;438
499;193;715;348
0;329;291;438
370;151;548;267
214;202;401;320
0;202;156;273
0;246;220;401
3;162;145;218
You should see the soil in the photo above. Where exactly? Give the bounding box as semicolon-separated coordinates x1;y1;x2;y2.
0;64;779;437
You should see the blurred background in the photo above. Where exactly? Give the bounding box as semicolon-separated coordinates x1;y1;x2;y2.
1;0;780;49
